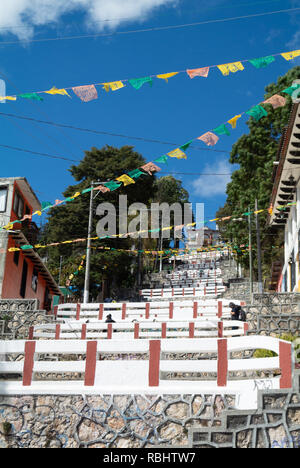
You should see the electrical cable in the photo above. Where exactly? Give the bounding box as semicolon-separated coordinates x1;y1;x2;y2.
0;6;299;45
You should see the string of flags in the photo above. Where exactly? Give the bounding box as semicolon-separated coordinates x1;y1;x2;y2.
54;238;285;286
0;48;299;103
0;81;297;234
0;199;295;257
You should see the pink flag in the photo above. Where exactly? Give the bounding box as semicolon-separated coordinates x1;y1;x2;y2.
20;214;32;222
72;85;98;102
94;185;110;193
262;94;286;109
140;162;161;175
197;132;219;146
186;67;210;79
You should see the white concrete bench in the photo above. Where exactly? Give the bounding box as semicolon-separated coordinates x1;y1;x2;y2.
0;336;293;410
29;319;248;340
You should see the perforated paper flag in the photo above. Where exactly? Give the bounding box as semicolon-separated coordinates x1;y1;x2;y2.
167;148;187;159
281;50;300;61
72;85;98;102
217;62;244;76
103;81;125;92
197;132;219;146
156;72;178;82
186;67;210;78
116;174;135;186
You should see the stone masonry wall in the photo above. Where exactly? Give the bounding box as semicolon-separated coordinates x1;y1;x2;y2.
1;374;300;448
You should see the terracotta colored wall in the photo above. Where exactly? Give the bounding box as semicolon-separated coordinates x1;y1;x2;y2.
11;180;33;225
2;237;47;308
1;181;48;308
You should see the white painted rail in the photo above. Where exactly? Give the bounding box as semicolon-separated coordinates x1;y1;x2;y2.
54;300;244;322
0;336;293;410
140;285;226;299
29;319;248;340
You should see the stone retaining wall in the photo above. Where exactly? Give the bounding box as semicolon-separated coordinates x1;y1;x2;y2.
0;299;52;340
1;373;299;448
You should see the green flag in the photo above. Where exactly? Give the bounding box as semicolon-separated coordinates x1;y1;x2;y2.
19;93;44;101
213;124;230;136
81;187;92;194
246;105;268;121
41;201;52;210
180;140;193;151
249;56;275;69
282;83;300;96
129;77;153;90
127;169;145;179
104;181;122;191
154;155;168;164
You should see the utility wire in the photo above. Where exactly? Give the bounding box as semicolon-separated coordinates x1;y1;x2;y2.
0;111;231;155
0;6;299;45
0;0;282;32
0;69;82;160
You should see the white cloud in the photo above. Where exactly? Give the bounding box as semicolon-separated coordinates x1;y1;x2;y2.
191;159;232;198
0;0;179;40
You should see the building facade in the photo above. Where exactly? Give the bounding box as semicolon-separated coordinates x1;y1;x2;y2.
268;81;300;292
0;177;61;309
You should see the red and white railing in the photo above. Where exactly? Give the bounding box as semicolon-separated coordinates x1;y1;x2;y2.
0;336;293;409
140;285;226;299
29;319;248;340
53;300;245;322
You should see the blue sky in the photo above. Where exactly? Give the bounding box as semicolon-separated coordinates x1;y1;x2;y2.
0;0;299;232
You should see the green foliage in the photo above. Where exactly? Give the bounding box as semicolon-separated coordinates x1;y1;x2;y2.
253;333;300;363
42;145;156;299
41;147;191;299
216;66;300;283
253;348;277;358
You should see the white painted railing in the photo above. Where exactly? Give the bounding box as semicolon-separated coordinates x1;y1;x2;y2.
0;336;293;409
29;319;248;340
140;285;226;299
54;300;243;322
166;271;222;279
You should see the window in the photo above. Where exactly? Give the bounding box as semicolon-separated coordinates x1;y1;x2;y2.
0;187;8;212
13;250;20;266
31;268;38;293
20;259;28;298
283;271;287;292
290;249;296;291
13;191;24;219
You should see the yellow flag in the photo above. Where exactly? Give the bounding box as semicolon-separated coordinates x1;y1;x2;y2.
0;96;16;101
8;247;20;252
281;50;300;61
70;192;81;199
45;86;71;97
156;72;178;82
3;223;14;230
33;211;42;216
167;148;187;159
103;81;125;92
227;114;242;129
217;62;244;76
116;174;135;186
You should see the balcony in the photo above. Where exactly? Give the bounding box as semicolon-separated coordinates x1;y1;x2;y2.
21;220;40;246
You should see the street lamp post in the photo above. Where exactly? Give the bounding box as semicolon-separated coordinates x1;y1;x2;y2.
83;181;104;304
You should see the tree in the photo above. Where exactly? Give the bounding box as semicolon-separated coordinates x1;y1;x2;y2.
42;145;157;300
216;66;300;283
